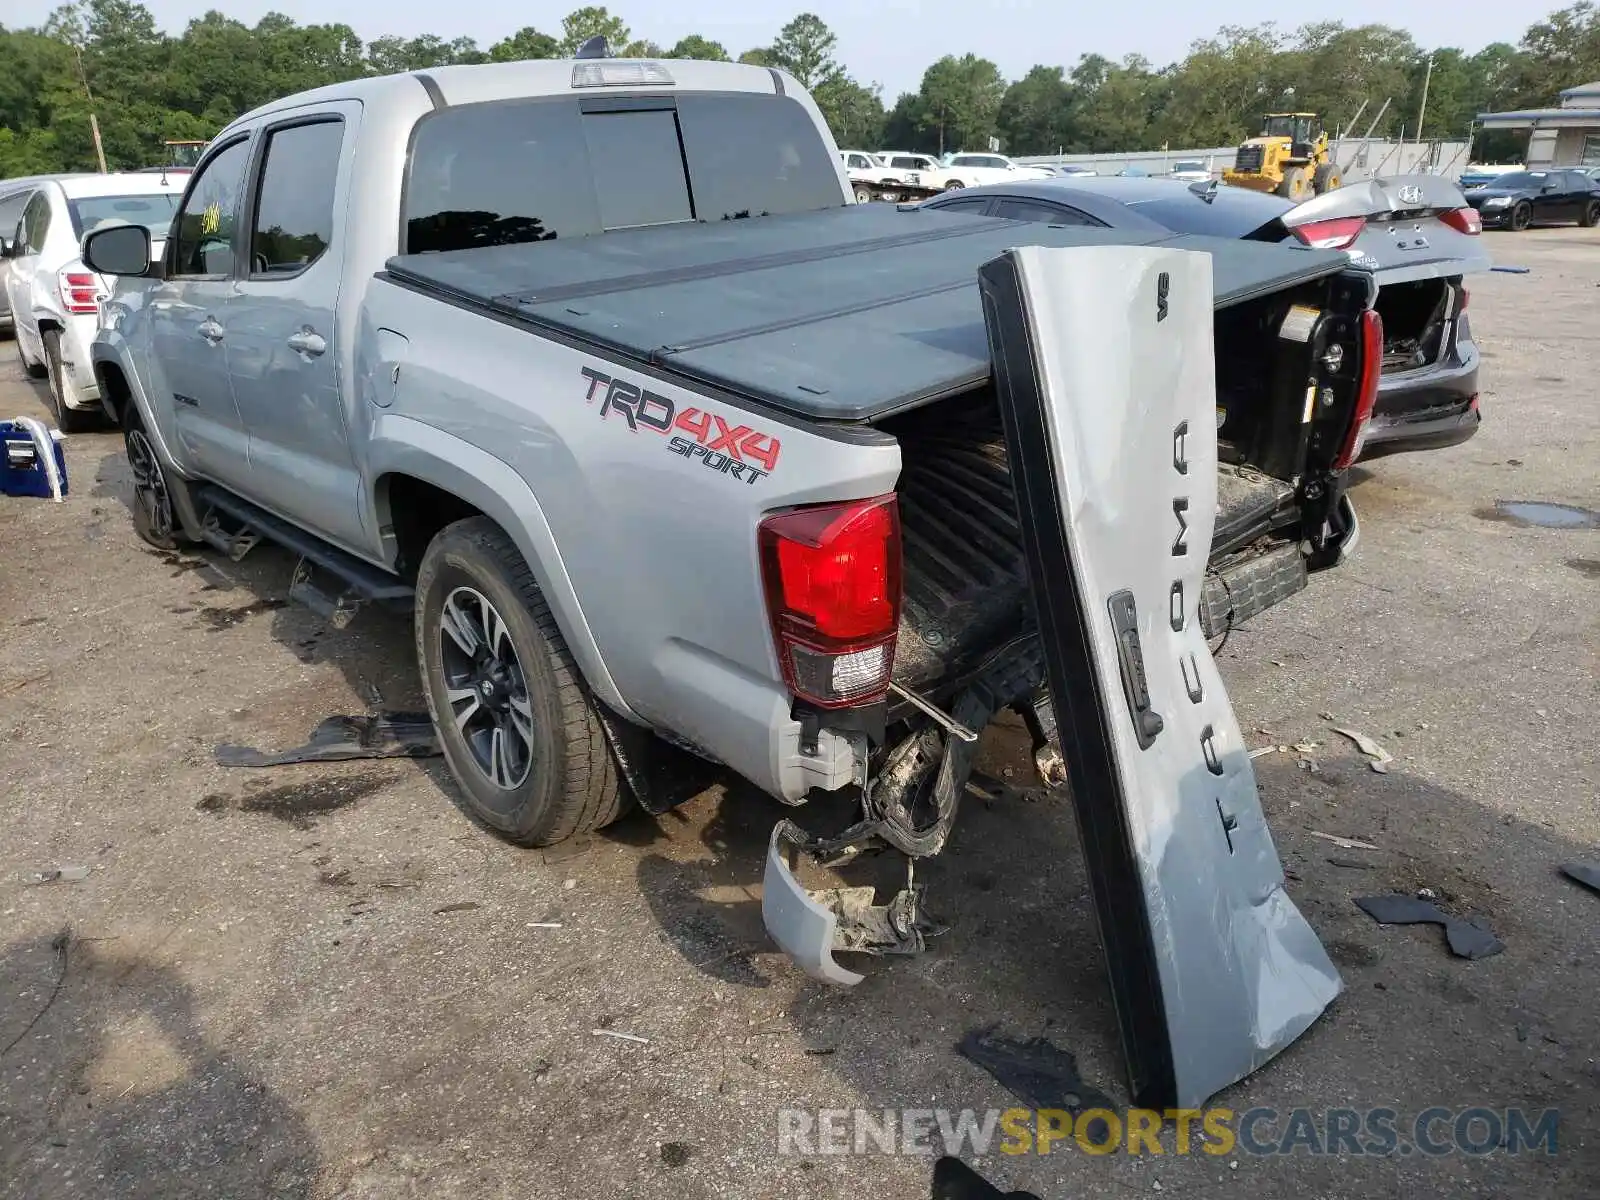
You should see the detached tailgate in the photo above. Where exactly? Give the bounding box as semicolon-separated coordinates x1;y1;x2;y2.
979;243;1340;1110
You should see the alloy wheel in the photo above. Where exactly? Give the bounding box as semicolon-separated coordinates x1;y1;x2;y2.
438;586;535;790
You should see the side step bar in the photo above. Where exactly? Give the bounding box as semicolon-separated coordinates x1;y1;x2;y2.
194;486;414;626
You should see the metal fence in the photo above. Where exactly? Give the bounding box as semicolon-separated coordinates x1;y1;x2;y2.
1016;139;1474;182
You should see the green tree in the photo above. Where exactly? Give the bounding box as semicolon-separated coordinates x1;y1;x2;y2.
665;35;730;61
814;76;885;147
998;65;1072;155
767;13;840;89
489;27;559;62
915;54;1006;155
558;6;630;56
737;47;775;67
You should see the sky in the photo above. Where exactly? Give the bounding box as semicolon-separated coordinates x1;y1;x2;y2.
8;0;1537;99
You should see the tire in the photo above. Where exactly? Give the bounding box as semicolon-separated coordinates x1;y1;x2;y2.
1277;166;1311;201
18;328;47;379
122;403;191;551
1312;163;1342;194
943;180;965;190
854;186;872;204
1509;201;1532;232
415;517;629;846
42;331;99;433
1580;200;1600;228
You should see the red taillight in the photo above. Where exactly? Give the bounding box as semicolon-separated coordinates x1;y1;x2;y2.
1335;309;1383;469
759;494;901;709
1290;216;1367;250
58;268;103;315
1458;285;1470;311
1440;207;1482;236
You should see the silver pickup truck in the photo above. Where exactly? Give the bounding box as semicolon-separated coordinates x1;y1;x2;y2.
86;51;1379;1108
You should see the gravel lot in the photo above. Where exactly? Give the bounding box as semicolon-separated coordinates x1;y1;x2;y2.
2;228;1596;1199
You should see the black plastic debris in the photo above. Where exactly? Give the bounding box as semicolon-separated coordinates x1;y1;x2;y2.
957;1027;1115;1123
1353;895;1505;959
931;1156;1041;1200
1560;863;1600;895
215;712;438;767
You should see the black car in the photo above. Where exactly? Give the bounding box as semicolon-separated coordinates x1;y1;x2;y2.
921;175;1491;460
1462;169;1600;231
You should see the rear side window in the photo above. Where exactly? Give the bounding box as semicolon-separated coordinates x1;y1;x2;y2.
22;192;52;253
250;120;344;275
68;193;180;240
994;198;1099;226
404;93;843;253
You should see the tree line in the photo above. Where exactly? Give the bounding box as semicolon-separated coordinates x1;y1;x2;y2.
3;0;1595;177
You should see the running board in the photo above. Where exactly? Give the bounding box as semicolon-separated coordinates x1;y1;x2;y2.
193;487;415;620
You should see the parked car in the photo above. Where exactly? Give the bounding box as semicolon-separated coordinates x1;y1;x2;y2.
923;175;1490;459
1462;169;1600;230
1168;160;1212;182
0;174;92;336
936;152;1053;188
85;56;1374;1098
875;152;953;189
2;172;183;429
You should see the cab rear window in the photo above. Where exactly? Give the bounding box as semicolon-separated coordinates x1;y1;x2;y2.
403;92;843;254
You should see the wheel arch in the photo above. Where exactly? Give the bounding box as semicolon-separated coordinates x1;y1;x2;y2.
368;416;634;720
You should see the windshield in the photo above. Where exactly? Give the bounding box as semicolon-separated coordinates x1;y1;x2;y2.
68;193;179;240
1491;172;1546;188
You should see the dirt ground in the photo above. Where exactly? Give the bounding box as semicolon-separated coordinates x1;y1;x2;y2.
2;228;1597;1199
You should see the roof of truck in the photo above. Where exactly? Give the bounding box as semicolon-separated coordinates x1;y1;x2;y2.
384;204;1348;422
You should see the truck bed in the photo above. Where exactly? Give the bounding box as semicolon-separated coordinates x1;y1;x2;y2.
382;205;1348;422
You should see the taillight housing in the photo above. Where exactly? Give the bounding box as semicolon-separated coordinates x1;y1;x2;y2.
758;494;901;709
1290;216;1367;250
1334;309;1383;469
57;266;104;315
1439;207;1482;236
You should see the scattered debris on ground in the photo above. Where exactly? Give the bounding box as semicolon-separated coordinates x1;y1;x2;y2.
1353;894;1505;959
1309;830;1379;851
214;712;438;767
22;865;91;885
1332;727;1394;772
593;1029;650;1044
1559;862;1600;895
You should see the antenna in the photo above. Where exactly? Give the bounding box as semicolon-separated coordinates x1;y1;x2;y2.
575;36;609;59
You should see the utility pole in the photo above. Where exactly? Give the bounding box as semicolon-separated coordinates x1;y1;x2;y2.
1413;54;1434;173
72;44;108;173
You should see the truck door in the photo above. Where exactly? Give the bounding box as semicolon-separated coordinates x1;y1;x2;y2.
978;243;1341;1111
223;106;366;551
149;135;252;490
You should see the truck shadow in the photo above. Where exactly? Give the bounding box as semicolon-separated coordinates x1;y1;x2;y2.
0;931;319;1199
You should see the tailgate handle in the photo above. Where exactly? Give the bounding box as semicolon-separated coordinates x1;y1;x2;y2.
1107;589;1164;750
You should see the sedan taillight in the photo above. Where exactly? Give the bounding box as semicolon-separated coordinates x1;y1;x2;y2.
57;267;104;315
1439;207;1482;236
1290;216;1367;250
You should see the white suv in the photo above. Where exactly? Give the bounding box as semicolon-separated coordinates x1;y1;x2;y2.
2;173;184;430
938;153;1053;189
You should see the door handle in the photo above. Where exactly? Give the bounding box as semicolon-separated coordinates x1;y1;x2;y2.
198;317;224;343
287;327;327;358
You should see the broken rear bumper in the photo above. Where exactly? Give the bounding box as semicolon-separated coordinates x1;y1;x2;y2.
761;821;864;987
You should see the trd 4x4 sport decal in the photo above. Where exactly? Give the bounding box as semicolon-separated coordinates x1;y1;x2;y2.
580;366;782;485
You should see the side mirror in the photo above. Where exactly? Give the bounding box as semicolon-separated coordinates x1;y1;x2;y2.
82;224;152;278
1542;182;1559;193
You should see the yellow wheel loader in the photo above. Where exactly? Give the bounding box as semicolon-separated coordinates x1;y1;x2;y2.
1223;114;1343;201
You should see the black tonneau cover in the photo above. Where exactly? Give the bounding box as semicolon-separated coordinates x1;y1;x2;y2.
385;204;1348;422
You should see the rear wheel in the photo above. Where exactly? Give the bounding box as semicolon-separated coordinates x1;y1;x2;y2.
854;185;872;204
42;331;99;433
943;180;965;191
415;517;629;847
1509;201;1532;232
1580;199;1600;228
1312;163;1342;194
1277;166;1311;201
